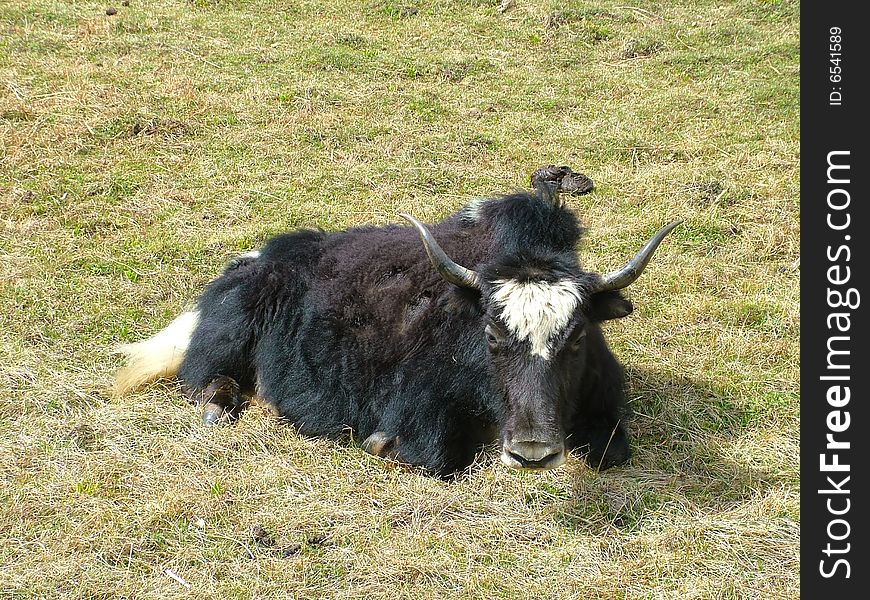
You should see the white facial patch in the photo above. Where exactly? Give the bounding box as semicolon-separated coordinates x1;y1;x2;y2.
490;278;582;360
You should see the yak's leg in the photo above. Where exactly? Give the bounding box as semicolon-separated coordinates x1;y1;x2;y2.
177;261;258;425
568;335;631;471
359;398;486;477
188;375;245;425
361;431;402;461
177;308;255;426
359;430;455;477
569;417;630;471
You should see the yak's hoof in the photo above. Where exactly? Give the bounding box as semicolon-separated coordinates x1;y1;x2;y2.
196;376;243;425
202;403;225;425
362;431;401;460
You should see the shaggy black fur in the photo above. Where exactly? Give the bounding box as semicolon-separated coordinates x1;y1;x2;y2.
178;189;633;476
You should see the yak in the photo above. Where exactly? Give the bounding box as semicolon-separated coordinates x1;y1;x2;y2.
116;183;679;477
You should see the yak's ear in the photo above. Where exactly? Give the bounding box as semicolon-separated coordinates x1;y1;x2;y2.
589;290;633;322
442;286;484;316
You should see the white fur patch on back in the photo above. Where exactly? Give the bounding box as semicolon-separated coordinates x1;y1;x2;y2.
490;279;582;360
460;198;489;223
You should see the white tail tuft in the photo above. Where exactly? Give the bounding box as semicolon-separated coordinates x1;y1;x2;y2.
114;311;200;395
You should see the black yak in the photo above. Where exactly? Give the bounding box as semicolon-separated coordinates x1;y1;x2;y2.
116;183;679;476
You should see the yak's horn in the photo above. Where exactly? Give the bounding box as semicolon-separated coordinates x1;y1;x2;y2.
400;214;481;290
595;220;683;292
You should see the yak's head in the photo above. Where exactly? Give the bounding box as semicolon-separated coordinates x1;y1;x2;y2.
401;185;680;471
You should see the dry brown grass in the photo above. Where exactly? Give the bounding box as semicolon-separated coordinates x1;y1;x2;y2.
1;0;798;597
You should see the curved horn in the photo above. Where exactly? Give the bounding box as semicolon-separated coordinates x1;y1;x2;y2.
595;220;683;292
399;214;481;290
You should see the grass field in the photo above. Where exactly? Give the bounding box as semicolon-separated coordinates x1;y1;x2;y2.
0;0;799;597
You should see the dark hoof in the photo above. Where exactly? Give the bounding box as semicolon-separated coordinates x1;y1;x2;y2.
362;431;401;460
202;403;225;425
193;376;244;425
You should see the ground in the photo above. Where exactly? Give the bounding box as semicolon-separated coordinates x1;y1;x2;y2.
0;0;799;598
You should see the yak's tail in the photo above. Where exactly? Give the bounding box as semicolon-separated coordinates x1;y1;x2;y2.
114;310;200;395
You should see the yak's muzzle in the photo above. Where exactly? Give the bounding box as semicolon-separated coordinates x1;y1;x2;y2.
501;439;566;470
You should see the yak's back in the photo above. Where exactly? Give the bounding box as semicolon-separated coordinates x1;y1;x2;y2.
458;191;583;258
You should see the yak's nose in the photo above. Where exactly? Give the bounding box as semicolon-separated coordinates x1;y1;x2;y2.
501;439;566;470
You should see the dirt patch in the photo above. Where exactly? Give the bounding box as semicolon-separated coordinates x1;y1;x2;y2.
619;38;665;59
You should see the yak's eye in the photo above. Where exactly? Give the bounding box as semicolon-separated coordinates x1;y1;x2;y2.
485;324;503;351
568;327;587;351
